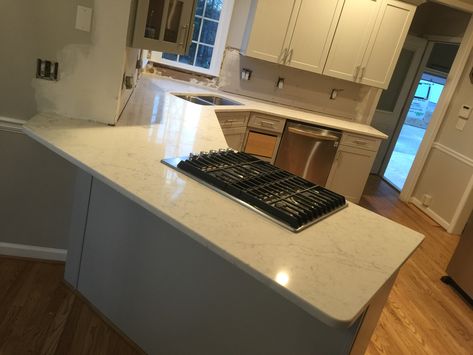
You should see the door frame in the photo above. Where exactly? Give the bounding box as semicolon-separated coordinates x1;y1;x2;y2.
400;16;473;205
382;42;451;187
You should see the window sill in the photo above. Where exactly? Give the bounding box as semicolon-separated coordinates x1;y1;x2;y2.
149;61;219;81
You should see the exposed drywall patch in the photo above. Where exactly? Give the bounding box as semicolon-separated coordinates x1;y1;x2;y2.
33;0;131;124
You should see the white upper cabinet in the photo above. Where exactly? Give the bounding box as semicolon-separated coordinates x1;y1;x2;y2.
131;0;195;54
242;0;300;63
359;0;416;88
323;0;382;83
243;0;416;89
284;0;344;73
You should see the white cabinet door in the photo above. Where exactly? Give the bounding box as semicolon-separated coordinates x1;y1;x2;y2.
326;145;377;204
323;0;382;82
360;0;416;89
285;0;344;74
222;127;247;150
132;0;195;54
244;0;300;63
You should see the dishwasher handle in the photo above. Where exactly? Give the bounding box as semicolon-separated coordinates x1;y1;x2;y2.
288;126;340;141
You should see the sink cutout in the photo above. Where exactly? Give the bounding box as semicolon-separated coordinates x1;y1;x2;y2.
173;93;242;106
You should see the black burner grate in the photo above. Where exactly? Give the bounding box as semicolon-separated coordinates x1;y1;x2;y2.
176;150;346;231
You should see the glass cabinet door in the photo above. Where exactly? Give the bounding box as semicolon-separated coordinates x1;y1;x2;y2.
133;0;195;54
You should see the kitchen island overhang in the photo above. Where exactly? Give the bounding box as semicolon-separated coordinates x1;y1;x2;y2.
23;76;423;354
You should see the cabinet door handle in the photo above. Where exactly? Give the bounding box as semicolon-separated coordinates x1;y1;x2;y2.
353;139;368;145
286;49;294;64
178;24;189;46
279;48;289;64
354;66;360;80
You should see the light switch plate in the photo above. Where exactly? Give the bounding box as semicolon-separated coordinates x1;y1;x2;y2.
75;5;93;32
459;105;471;119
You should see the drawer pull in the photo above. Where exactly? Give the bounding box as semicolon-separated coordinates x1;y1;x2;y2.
353;139;368;145
260;120;275;128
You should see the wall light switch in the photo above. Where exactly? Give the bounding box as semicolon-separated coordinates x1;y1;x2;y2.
459;104;471;119
75;5;93;32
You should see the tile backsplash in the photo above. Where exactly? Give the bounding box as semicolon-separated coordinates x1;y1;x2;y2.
218;49;379;123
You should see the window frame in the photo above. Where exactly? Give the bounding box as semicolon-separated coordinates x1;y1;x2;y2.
150;0;234;77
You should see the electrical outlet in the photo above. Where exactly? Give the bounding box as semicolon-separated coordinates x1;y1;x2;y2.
422;194;432;207
36;59;59;81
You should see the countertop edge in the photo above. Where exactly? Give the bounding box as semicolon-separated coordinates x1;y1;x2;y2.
211;106;388;140
23;122;369;328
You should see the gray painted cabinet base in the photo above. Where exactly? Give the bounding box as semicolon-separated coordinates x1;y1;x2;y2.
69;178;395;355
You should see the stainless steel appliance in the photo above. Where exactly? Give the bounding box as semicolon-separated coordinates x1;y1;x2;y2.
442;211;473;304
162;150;347;232
275;122;342;186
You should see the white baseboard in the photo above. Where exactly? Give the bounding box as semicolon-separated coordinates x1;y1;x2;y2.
410;197;450;231
0;242;67;261
0;116;26;134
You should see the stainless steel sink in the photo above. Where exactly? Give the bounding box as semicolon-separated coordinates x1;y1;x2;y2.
173;94;242;106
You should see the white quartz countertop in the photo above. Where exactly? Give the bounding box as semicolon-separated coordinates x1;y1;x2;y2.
120;74;387;139
24;76;421;328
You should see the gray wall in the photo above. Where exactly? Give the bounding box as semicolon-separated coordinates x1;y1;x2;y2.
0;0;39;120
0;131;77;249
409;2;471;38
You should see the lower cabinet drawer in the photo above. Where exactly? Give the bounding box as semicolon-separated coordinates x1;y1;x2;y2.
340;133;381;152
244;131;278;158
248;113;285;133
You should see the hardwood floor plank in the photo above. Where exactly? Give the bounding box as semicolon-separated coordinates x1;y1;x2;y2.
362;176;473;355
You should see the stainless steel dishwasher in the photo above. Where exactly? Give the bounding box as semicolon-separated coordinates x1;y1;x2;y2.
274;122;342;186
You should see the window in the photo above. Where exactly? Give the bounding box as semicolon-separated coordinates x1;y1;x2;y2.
151;0;234;76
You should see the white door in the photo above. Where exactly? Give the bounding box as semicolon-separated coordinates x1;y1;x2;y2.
360;0;416;89
284;0;344;74
323;0;381;82
371;36;427;173
244;0;300;64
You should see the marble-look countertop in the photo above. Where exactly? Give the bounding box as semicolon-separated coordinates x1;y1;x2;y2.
24;75;421;328
119;74;387;139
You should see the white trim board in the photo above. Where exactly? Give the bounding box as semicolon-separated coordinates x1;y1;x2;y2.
0;116;26;134
0;242;67;261
410;197;451;231
432;142;473;168
400;16;473;202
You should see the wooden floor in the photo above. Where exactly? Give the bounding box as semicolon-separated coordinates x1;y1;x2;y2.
0;175;472;354
362;176;473;355
0;258;144;354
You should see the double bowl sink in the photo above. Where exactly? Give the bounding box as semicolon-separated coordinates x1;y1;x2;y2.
173;94;242;106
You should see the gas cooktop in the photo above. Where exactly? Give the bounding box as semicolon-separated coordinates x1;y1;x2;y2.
162;150;347;232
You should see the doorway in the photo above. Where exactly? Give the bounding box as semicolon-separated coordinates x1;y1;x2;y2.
384;71;447;189
371;40;459;190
